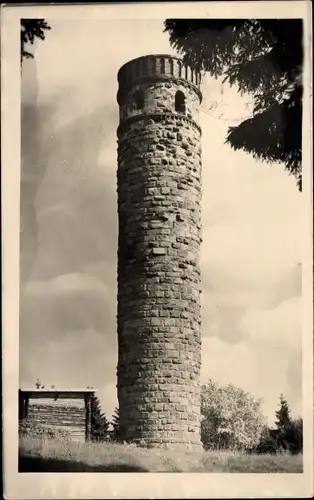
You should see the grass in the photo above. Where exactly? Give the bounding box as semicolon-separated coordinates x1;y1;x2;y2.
19;436;303;473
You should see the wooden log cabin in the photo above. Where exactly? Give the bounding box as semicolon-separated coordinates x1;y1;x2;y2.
19;388;95;442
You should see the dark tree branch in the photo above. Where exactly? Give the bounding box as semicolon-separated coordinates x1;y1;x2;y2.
164;19;303;191
21;19;51;65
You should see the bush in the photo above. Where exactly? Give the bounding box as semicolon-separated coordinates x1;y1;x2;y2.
201;380;266;452
277;418;303;455
253;427;278;454
252;420;303;456
19;419;71;441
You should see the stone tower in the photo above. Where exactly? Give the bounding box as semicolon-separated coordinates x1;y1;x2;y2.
116;54;203;449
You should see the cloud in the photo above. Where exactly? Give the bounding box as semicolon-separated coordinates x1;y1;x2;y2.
241;297;301;352
20;272;116;367
200;264;302;345
26;272;109;297
286;350;303;417
21;104;117;283
201;299;247;344
20;329;117;391
20;268;118;391
20;62;58;284
271;263;302;306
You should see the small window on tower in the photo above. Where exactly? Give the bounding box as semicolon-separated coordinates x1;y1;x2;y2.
169;59;174;75
133;90;145;110
175;91;186;114
177;61;182;77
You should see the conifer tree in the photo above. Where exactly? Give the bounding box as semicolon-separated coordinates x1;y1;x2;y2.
275;394;291;430
164;19;303;190
90;393;110;442
110;406;122;442
21;19;51;65
275;394;292;452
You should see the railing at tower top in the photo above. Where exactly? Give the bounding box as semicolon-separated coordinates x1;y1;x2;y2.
117;55;202;90
117;55;202;107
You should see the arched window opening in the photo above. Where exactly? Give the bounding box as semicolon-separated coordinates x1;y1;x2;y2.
133;90;145;110
175;91;186;114
169;59;174;75
160;58;165;73
177;61;182;77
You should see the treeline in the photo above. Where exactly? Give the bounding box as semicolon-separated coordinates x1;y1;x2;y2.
30;379;302;454
254;395;303;455
200;381;302;455
91;382;302;455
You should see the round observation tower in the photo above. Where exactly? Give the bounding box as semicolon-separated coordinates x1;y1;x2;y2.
116;54;203;449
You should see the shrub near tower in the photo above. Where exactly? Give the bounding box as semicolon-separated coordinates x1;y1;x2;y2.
116;55;203;450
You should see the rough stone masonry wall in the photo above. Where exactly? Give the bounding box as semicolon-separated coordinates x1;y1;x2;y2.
117;76;202;449
119;79;200;124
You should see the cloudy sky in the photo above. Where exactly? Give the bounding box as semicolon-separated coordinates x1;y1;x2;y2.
20;18;302;425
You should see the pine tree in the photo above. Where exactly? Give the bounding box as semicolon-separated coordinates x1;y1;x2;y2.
110;406;122;442
21;20;51;65
90;393;110;442
164;19;303;190
275;394;291;430
275;394;292;452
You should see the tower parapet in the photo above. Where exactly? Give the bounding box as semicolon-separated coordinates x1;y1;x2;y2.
117;54;202;130
117;54;202;105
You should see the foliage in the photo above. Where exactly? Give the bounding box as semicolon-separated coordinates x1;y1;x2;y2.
282;417;303;455
275;394;291;429
254;427;278;454
164;19;303;190
201;380;266;451
19;419;70;441
274;395;303;454
255;419;303;456
90;393;110;442
21;19;51;64
110;406;123;442
254;396;303;455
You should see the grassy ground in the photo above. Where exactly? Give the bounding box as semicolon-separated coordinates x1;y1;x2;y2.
19;437;303;473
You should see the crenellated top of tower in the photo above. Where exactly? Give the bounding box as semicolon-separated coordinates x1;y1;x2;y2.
117;54;202;106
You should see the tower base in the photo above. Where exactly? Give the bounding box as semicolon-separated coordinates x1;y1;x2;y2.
145;441;203;452
123;435;203;452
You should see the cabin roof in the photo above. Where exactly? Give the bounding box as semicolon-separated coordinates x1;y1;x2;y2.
19;388;96;394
